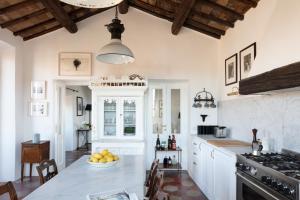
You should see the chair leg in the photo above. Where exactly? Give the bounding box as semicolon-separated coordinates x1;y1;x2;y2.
21;163;24;182
30;163;33;178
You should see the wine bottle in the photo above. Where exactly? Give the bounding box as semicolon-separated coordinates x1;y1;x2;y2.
156;134;160;150
168;156;172;167
172;134;176;150
168;135;172;150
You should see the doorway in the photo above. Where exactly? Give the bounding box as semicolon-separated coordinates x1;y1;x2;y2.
53;80;92;169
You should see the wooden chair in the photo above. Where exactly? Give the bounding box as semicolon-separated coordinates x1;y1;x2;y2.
147;175;169;200
146;159;159;187
0;182;18;200
36;159;58;185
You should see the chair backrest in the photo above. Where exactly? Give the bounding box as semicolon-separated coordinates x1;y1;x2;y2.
0;182;18;200
146;159;159;187
148;175;164;200
36;159;58;185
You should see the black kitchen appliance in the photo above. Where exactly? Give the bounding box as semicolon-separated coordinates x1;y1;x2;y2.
236;149;300;200
197;125;217;135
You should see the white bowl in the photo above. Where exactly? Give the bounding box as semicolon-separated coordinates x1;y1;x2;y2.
87;159;119;168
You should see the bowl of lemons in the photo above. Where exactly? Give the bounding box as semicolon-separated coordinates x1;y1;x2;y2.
88;149;120;168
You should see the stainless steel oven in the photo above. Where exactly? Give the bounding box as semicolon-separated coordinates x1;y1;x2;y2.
237;171;291;200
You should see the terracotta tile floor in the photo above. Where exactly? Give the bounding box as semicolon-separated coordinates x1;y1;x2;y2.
1;150;207;200
162;171;207;200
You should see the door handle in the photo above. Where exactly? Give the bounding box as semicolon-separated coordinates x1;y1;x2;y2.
193;152;197;156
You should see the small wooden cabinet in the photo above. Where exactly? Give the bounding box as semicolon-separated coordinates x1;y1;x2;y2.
21;140;50;181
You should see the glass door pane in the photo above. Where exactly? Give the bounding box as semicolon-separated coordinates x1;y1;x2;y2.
152;89;164;134
171;89;181;134
104;99;117;136
123;100;136;136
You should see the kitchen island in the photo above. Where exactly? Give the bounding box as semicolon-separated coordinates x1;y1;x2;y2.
24;155;145;200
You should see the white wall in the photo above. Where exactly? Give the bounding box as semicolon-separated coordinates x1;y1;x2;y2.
64;86;91;151
0;28;23;181
218;0;300;152
22;8;220;163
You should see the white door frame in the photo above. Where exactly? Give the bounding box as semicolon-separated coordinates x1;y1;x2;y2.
146;80;189;169
53;79;90;170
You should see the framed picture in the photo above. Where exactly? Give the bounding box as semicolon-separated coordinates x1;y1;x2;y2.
31;81;46;99
59;52;92;76
30;102;48;117
240;42;256;80
225;53;238;86
77;97;83;116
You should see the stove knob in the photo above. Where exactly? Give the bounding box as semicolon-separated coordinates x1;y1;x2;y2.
276;182;283;191
266;177;272;185
271;180;278;188
261;176;268;183
283;186;292;195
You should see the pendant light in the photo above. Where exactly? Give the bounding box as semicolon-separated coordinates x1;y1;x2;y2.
96;7;135;64
59;0;123;8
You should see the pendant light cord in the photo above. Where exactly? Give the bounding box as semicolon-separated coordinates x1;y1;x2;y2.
115;6;118;19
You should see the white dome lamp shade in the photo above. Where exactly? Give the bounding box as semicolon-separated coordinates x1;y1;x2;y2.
59;0;124;8
96;7;135;65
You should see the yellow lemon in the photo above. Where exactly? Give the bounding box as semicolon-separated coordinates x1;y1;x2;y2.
93;153;102;159
91;157;98;163
106;157;114;162
113;156;119;161
99;158;107;163
101;149;109;156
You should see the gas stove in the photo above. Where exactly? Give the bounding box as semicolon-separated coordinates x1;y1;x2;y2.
236;149;300;200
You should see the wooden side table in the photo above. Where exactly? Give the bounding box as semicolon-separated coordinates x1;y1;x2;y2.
21;140;50;181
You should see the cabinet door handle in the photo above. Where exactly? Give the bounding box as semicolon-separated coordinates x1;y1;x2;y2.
193;162;197;165
193;152;197;156
193;142;197;146
211;150;214;159
198;143;202;151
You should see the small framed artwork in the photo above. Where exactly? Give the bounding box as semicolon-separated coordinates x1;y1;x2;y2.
30;102;48;117
240;42;256;80
31;81;46;99
59;52;92;76
225;53;238;86
77;97;83;116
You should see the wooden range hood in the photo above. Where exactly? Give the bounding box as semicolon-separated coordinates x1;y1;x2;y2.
239;61;300;95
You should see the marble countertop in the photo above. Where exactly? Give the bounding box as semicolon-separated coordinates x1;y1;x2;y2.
24;155;145;200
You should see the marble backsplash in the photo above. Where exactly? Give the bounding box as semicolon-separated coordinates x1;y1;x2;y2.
218;91;300;153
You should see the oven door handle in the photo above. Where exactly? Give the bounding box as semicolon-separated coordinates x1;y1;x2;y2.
236;172;281;200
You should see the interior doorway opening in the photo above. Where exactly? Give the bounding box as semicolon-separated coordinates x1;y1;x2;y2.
64;85;92;167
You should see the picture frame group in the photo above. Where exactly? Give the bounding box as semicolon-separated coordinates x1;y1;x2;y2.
225;42;256;86
30;80;48;117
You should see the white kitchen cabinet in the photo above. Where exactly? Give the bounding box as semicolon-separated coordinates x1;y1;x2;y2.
97;97;143;140
189;136;237;200
214;149;236;200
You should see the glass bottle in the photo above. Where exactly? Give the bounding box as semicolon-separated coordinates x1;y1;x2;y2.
172;134;176;150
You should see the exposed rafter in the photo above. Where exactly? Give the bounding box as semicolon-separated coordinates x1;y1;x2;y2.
171;0;196;35
0;8;48;28
118;0;129;14
202;0;244;20
191;11;234;28
23;8;108;41
237;0;257;8
39;0;78;33
0;0;38;15
186;20;225;36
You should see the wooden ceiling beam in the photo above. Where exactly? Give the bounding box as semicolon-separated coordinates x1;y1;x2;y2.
186;20;225;36
130;0;174;21
236;0;257;8
191;11;234;28
0;8;48;28
14;8;85;36
23;8;108;41
184;24;220;39
0;0;38;14
39;0;78;33
202;0;244;20
118;0;129;14
171;0;196;35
